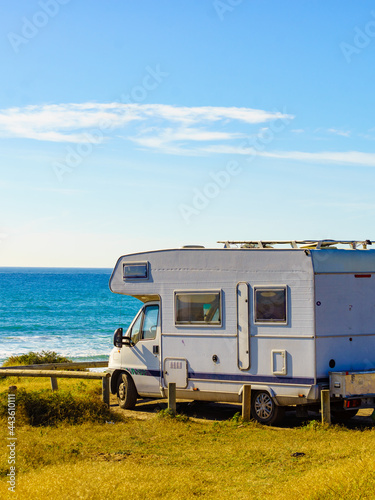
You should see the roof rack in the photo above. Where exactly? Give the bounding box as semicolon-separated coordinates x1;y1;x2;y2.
217;240;374;250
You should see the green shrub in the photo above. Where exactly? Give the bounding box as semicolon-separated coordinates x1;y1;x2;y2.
0;388;117;426
157;408;189;422
2;350;72;367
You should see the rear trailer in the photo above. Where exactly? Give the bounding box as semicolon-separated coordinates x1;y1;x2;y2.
330;370;375;409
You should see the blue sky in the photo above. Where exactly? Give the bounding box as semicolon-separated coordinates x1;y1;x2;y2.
1;0;375;267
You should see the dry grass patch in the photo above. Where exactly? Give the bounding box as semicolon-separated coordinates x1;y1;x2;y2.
1;415;375;499
1;377;375;499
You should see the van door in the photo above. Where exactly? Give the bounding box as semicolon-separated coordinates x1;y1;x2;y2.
122;302;161;395
237;282;250;370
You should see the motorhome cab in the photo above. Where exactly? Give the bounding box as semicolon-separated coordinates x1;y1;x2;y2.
107;240;375;424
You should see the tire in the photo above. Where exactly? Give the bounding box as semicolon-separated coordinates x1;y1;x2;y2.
251;391;285;425
117;372;137;410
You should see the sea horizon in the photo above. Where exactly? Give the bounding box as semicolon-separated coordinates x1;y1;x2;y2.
0;267;140;365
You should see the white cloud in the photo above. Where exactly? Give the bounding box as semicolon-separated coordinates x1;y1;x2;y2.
1;102;374;169
129;126;246;155
0;103;141;142
139;104;292;125
0;103;292;143
327;128;351;137
261;149;375;166
201;145;375;167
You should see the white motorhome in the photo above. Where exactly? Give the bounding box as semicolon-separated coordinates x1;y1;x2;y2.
107;240;375;424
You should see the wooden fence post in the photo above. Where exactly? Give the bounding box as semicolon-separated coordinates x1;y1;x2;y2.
50;377;58;391
242;385;251;421
168;382;176;415
321;389;331;424
102;375;110;406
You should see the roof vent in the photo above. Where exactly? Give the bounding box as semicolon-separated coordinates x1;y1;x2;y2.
181;245;205;249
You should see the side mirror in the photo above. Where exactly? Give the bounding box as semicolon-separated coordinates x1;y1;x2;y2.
113;328;133;347
113;328;123;347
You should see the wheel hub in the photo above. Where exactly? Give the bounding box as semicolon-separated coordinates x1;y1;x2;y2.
118;383;125;400
254;393;273;419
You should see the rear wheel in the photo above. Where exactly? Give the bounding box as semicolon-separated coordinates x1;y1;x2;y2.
251;391;285;425
117;373;137;410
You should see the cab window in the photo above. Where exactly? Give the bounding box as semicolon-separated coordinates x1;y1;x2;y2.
141;305;159;340
130;305;159;344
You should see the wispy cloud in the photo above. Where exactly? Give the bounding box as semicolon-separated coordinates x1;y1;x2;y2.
261;149;375;166
291;129;304;134
1;102;374;169
327;128;351;137
0;103;291;143
201;145;375;167
0;103;141;143
129;126;246;155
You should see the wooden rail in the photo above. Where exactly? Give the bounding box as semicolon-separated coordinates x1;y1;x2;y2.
0;361;108;370
0;361;110;406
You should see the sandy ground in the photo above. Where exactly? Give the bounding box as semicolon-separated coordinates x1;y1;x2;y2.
109;393;375;428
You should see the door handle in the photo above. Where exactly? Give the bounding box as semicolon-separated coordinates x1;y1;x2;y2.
153;345;159;355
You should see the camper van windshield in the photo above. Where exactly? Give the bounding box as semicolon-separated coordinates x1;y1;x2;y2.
175;291;221;326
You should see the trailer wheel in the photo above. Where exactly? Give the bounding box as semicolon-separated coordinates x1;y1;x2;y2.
117;373;137;410
251;391;285;425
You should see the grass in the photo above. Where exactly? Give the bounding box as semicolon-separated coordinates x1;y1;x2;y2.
0;387;116;426
0;415;375;499
0;377;375;499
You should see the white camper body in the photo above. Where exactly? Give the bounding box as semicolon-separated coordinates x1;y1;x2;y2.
107;240;375;424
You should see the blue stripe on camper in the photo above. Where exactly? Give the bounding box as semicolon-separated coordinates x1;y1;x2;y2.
125;367;160;378
188;371;315;386
125;367;317;386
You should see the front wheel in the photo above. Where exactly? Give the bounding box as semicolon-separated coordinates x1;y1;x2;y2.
251;391;285;425
117;373;137;410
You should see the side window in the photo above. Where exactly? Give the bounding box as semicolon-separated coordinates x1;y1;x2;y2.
254;287;287;324
129;305;159;345
141;305;159;340
175;291;221;326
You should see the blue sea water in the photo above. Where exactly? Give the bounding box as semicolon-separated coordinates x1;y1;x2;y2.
0;268;141;365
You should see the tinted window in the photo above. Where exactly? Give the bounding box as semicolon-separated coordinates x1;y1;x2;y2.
175;292;221;325
254;288;287;323
123;262;148;279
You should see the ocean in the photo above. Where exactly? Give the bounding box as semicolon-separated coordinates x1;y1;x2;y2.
0;267;141;365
